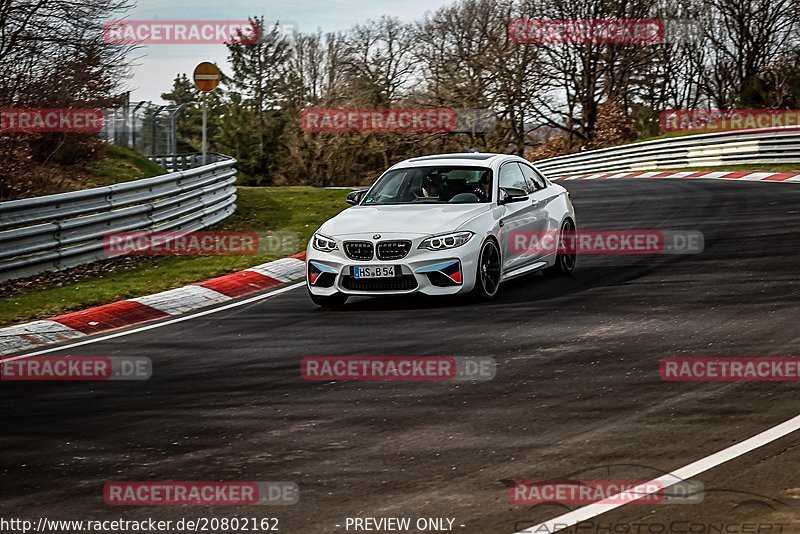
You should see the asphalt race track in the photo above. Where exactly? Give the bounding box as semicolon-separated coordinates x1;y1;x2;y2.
2;178;800;533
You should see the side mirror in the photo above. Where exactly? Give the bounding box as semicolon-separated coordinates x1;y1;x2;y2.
346;190;366;205
498;187;529;205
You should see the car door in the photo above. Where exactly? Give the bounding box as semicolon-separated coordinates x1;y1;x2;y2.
497;161;541;274
518;162;564;259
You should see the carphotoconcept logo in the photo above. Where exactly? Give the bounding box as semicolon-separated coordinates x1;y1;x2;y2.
1;357;151;381
513;519;791;533
660;109;800;133
301;356;496;381
0;108;103;133
512;474;793;533
509;19;664;44
661;357;800;382
103;481;298;505
507;229;703;256
103;231;298;257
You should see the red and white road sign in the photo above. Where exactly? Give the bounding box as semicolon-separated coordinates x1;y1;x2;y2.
193;62;221;92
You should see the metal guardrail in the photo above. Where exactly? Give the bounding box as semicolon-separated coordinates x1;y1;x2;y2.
0;154;237;282
150;153;230;173
534;127;800;177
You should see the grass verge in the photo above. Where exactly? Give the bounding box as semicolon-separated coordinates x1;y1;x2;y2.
2;187;348;327
5;145;167;201
85;145;166;184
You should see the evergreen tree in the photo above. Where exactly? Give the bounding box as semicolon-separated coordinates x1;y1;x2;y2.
225;18;293;183
162;73;222;153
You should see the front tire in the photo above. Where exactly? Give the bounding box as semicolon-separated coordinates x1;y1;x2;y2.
308;288;348;308
544;218;576;277
470;239;502;300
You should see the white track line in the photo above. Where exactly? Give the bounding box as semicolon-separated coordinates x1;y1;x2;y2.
0;282;305;362
515;413;800;533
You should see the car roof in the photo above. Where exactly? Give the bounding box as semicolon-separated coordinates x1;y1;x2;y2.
393;153;514;168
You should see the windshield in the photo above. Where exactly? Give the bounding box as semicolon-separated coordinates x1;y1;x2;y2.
362;166;493;205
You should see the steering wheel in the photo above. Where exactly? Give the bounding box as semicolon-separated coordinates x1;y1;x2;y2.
472;188;488;202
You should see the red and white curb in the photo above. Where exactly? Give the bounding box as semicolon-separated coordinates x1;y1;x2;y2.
0;253;307;356
554;170;800;182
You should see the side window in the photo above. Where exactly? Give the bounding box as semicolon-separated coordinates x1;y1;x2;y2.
516;163;536;193
533;166;550;188
498;163;527;191
519;162;546;191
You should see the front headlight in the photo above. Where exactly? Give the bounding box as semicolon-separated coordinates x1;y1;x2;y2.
312;233;338;252
418;231;474;251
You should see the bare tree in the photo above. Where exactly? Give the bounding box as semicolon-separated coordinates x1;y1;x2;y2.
343;16;419;106
0;0;135;199
693;0;800;107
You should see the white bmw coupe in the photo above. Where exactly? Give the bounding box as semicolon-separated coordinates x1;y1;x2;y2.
306;153;577;307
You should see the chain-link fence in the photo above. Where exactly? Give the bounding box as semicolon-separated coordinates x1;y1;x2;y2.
101;100;185;155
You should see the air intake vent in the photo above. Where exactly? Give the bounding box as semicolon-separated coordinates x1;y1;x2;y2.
376;240;411;260
343;241;374;261
342;275;418;291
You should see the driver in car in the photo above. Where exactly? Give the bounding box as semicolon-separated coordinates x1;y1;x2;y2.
422;176;441;198
473;173;491;202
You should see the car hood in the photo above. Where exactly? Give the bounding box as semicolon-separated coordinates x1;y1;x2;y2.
319;204;491;237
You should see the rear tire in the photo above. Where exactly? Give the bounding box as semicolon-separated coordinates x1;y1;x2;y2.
469;239;502;301
308;288;348;308
544;218;576;277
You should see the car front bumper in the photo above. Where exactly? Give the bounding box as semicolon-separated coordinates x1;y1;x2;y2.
306;234;482;297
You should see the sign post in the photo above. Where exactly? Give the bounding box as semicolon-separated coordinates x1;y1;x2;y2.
202;93;207;164
192;62;221;165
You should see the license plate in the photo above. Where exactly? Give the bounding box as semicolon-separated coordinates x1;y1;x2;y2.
352;265;399;278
